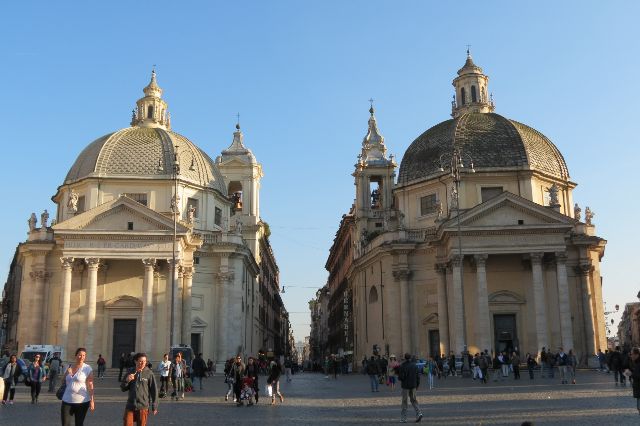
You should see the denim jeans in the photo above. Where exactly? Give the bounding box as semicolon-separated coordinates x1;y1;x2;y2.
369;374;378;391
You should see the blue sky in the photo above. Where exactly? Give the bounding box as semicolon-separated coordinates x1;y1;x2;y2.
1;1;638;344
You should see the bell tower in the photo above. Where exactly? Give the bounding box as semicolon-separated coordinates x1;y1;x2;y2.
451;50;495;118
353;105;397;247
131;69;171;129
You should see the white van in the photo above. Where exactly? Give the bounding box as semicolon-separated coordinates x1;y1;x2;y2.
20;344;64;367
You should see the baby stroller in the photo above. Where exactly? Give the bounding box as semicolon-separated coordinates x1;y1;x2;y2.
239;377;255;406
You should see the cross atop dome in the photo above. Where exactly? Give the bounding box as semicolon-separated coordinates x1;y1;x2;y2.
451;50;495;118
131;68;171;130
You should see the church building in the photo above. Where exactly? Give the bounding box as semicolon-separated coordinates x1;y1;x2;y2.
327;53;607;366
1;71;288;366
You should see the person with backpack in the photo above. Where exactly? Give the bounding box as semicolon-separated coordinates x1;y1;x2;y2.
96;354;106;379
398;353;423;423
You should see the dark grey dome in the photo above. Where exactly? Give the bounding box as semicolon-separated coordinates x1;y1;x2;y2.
398;113;569;185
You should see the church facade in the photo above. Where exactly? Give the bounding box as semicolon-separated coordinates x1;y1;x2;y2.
325;53;607;366
1;71;289;366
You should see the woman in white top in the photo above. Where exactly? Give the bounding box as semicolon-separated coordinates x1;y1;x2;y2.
61;347;95;426
157;353;171;397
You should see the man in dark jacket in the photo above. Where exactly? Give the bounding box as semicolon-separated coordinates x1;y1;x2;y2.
121;353;158;426
398;353;423;423
191;353;207;391
366;356;380;392
609;346;625;386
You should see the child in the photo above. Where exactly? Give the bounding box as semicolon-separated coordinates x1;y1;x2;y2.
240;377;255;406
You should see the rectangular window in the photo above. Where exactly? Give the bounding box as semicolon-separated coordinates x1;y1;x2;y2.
187;197;199;218
76;196;86;213
123;193;147;206
481;187;503;203
420;194;438;216
214;207;222;226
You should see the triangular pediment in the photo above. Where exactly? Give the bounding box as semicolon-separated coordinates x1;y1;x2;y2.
53;195;188;233
444;192;575;229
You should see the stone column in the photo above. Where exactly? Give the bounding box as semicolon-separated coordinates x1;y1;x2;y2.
85;258;100;361
28;270;48;344
474;254;490;352
216;267;234;364
530;253;548;352
451;255;465;353
181;267;194;347
59;257;74;356
435;263;450;355
393;269;412;354
141;258;156;353
576;262;596;357
555;252;574;350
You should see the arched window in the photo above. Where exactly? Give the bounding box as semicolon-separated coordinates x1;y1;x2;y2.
147;105;154;119
460;87;466;105
368;286;378;304
471;85;477;102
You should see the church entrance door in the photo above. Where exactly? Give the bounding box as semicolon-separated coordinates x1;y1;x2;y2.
112;319;137;367
493;314;518;355
428;330;440;358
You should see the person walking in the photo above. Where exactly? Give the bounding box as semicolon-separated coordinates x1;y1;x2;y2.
284;358;293;382
245;357;260;404
61;347;95;426
49;352;62;392
398;353;423;423
511;352;521;380
223;358;235;402
448;351;456;377
625;347;640;416
546;348;556;379
121;352;158;426
526;353;537;380
96;355;106;379
366;356;380;392
169;353;186;401
118;353;126;382
2;354;21;405
556;347;568;384
609;346;626;386
425;356;439;390
567;349;577;384
27;354;48;403
230;355;245;406
498;352;509;378
190;353;206;391
156;354;171;398
267;360;284;405
478;351;489;384
388;355;399;391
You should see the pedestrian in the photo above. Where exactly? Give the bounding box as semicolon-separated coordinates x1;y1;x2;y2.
96;354;106;379
526;353;537;380
448;351;456;377
624;347;640;416
169;352;186;401
231;355;245;406
425;356;439;389
245;357;260;404
597;349;606;372
121;352;158;426
206;359;214;377
223;358;235;402
540;347;547;378
284;358;293;382
546;349;556;379
2;354;21;405
478;351;489;384
61;347;95;426
609;346;626;386
267;360;284;405
27;353;48;403
398;353;423;423
118;353;126;382
49;352;62;392
366;355;380;392
387;355;399;391
567;349;577;384
156;354;171;398
556;347;568;384
511;352;521;380
191;353;206;391
498;352;509;378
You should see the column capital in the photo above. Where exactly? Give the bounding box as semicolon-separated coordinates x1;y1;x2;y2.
574;262;593;276
435;262;448;274
473;254;488;267
451;255;463;267
554;252;568;263
530;252;544;264
142;258;156;268
392;269;412;281
182;266;194;279
29;270;52;280
60;257;75;269
215;271;235;284
85;257;100;269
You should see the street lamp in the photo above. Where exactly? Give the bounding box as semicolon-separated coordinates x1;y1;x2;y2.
169;145;181;346
604;302;619;337
439;149;475;353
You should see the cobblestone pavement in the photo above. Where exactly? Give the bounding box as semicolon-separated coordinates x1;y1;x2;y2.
1;369;638;425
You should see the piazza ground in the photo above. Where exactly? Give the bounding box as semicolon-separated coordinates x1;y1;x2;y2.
0;370;638;425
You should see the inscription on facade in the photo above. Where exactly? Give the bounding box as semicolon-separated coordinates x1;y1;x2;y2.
65;240;172;250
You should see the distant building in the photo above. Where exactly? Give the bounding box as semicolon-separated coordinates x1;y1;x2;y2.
617;302;640;350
